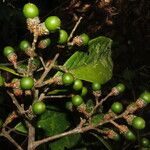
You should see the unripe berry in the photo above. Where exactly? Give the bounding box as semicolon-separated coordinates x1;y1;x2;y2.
73;79;83;91
80;33;90;46
19;40;30;51
72;95;83;106
111;102;123;114
32;101;46;115
132;116;145;130
62;73;74;85
140;91;150;104
20;77;34;90
45;16;61;32
92;82;101;91
23;3;39;18
3;46;15;57
115;83;125;93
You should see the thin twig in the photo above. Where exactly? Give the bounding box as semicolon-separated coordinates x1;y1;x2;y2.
67;16;83;42
36;53;59;87
90;91;113;116
7;91;24;114
1;129;23;150
43;95;72;99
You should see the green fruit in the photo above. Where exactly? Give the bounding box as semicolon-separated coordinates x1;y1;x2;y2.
72;95;83;106
62;73;74;85
112;133;120;141
111;102;123;114
132;116;145;130
38;38;51;49
3;46;15;57
92;82;101;91
58;29;68;44
140;91;150;104
80;33;90;46
115;83;125;93
65;101;73;110
73;79;83;91
124;130;136;141
0;118;3;128
0;76;5;86
32;101;46;115
141;138;150;148
45;16;61;32
81;87;88;96
23;3;39;18
20;77;34;90
19;40;30;51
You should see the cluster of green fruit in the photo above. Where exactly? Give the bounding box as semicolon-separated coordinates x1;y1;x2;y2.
22;3;89;46
62;72;103;107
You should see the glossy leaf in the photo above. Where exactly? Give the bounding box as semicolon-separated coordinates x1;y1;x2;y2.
37;106;70;136
56;36;113;84
15;122;28;134
0;65;20;76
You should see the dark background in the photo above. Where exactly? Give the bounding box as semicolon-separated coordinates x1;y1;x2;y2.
0;0;149;149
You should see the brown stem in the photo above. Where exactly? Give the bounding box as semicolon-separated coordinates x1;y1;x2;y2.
25;120;35;150
90;91;113;116
7;91;25;114
2;129;23;150
36;53;59;87
67;16;83;42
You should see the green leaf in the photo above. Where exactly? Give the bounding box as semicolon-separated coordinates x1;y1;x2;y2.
47;89;67;95
56;36;113;84
86;99;94;113
91;114;104;126
37;106;70;136
37;106;81;150
50;134;81;150
15;122;28;134
90;132;112;150
0;65;20;76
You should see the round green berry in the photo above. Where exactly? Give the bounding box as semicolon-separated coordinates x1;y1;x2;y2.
81;87;88;96
45;16;61;32
80;33;90;46
20;77;34;90
65;101;73;110
112;133;120;141
92;82;101;91
0;76;5;86
111;102;123;114
3;46;15;57
72;95;83;106
58;29;68;44
141;138;150;148
38;38;51;49
132;116;145;130
32;101;46;115
115;83;125;93
124;130;136;141
140;91;150;104
73;79;83;91
19;40;30;51
23;3;39;18
62;73;74;85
